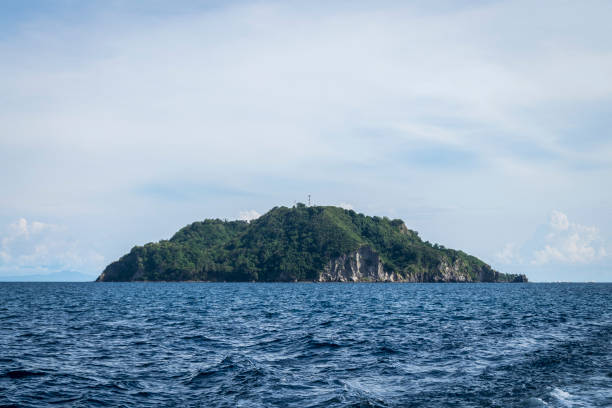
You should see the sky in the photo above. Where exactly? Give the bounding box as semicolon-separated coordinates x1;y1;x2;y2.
1;0;611;282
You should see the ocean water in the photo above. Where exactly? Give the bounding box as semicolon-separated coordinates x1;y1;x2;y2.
0;283;610;407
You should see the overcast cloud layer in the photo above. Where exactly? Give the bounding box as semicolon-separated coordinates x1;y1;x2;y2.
1;0;611;281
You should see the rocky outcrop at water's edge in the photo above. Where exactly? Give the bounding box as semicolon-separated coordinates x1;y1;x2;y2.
318;245;528;283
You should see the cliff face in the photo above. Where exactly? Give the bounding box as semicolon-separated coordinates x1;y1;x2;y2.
435;259;520;282
318;246;528;283
319;246;401;282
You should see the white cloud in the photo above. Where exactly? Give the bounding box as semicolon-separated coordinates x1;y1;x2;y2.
10;218;29;236
550;210;570;231
338;203;354;210
238;210;261;222
6;218;57;239
2;1;612;194
496;243;520;264
532;211;606;264
0;218;104;276
0;2;611;281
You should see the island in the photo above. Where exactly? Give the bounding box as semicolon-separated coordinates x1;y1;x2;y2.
97;204;528;283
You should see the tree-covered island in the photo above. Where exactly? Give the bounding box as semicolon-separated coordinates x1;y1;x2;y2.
97;204;527;283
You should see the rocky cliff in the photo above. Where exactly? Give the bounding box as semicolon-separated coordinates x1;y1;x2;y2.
318;245;528;283
319;246;402;282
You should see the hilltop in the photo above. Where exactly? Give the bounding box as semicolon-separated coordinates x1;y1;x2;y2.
97;204;527;283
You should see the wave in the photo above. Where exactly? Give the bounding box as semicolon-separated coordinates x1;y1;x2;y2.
1;282;610;407
2;370;46;379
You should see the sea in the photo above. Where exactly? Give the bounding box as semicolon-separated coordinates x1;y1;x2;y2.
0;282;610;407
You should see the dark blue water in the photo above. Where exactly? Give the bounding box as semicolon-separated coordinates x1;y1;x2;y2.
0;283;610;407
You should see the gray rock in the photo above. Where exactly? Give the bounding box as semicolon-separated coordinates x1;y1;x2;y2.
319;245;400;282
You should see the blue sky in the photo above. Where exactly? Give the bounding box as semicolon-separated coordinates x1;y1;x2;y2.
1;0;611;281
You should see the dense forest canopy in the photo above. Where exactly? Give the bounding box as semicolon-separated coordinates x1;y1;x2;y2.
97;204;526;282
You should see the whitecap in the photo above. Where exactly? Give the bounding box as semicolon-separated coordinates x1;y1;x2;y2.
550;388;573;406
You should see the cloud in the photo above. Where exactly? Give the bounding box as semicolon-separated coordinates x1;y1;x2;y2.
496;243;520;264
338;203;354;210
6;218;58;239
532;211;606;264
550;210;569;231
0;218;104;276
238;210;261;222
494;210;607;276
0;1;611;281
10;218;28;236
1;219;62;254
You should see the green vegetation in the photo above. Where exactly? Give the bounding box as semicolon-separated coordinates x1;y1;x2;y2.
97;204;527;282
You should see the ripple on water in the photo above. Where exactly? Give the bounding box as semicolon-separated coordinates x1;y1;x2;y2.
0;282;610;407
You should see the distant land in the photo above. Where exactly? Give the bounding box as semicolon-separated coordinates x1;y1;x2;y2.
0;271;97;282
97;205;527;283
